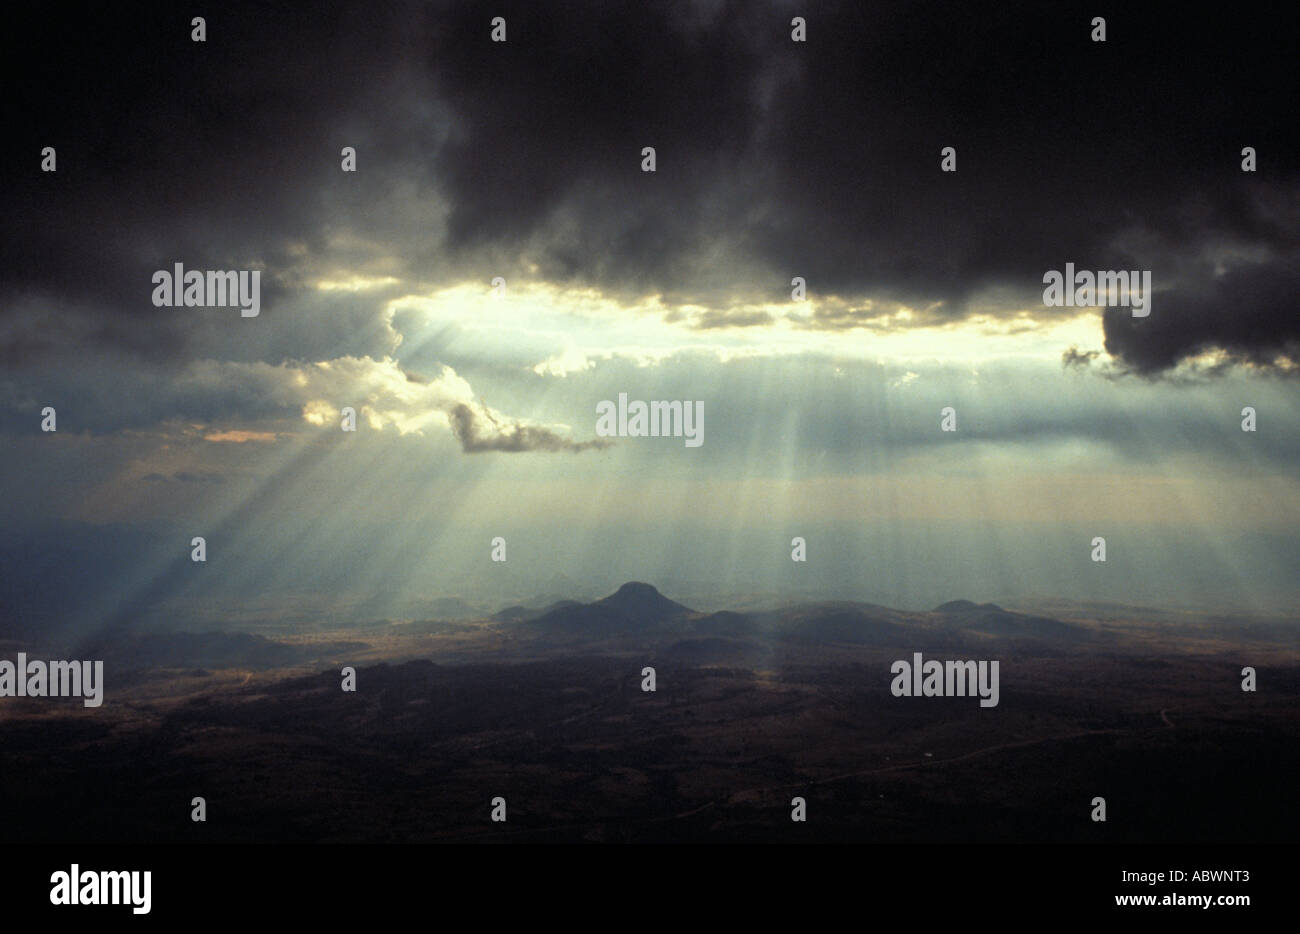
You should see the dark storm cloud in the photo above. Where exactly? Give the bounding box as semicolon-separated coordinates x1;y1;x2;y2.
422;1;1298;374
1102;260;1300;376
3;0;446;364
3;1;1296;375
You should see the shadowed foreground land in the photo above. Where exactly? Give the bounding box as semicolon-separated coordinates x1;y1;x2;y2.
2;585;1298;843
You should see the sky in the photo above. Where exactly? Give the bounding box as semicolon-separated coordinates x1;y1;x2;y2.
2;1;1299;647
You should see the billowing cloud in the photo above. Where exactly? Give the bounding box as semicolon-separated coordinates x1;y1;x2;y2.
1102;259;1300;376
447;403;611;453
2;2;1294;378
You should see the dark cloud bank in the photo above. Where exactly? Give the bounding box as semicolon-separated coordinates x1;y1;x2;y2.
2;0;1297;377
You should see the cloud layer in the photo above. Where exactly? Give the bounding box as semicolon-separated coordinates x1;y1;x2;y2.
3;1;1296;378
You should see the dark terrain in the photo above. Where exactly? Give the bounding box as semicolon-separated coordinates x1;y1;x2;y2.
2;583;1297;843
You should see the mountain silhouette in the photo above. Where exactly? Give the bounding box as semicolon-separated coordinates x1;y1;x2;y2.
516;585;1093;650
759;601;910;645
934;599;1006;614
492;599;581;623
932;600;1084;641
525;582;693;639
593;582;692;621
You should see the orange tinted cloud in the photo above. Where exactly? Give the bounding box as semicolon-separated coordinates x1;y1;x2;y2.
203;430;277;443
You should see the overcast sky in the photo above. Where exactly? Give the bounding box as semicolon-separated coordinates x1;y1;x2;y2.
3;2;1298;645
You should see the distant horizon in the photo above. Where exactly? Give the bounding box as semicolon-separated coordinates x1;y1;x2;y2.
4;4;1298;672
